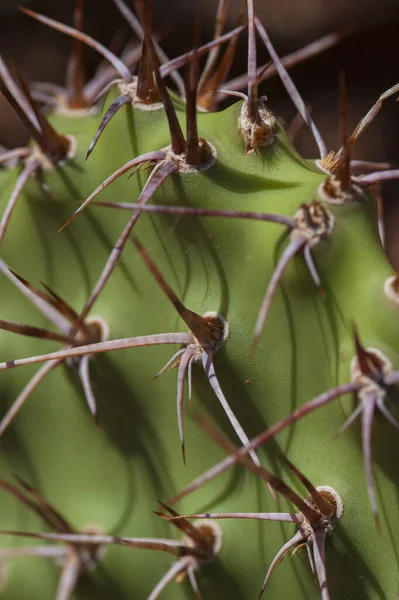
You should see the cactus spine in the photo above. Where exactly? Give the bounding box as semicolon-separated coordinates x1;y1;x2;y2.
0;1;398;598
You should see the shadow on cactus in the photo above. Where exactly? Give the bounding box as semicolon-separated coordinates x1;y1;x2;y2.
0;0;398;598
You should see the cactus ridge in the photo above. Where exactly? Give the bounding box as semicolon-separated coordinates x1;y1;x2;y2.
0;1;399;599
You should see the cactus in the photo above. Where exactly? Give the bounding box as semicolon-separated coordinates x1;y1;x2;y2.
0;1;398;598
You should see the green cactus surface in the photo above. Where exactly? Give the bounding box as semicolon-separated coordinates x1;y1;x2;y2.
0;2;398;599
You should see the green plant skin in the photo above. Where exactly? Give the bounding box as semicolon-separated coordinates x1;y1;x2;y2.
0;88;398;600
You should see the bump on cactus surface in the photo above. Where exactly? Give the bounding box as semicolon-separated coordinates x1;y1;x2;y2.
0;0;398;599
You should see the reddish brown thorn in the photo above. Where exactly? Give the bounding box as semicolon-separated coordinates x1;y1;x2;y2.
0;262;70;335
19;7;132;83
191;408;242;455
13;476;75;533
86;93;131;159
8;268;81;333
198;0;230;93
66;0;86;108
240;381;361;460
166;381;360;505
161;24;246;80
112;0;185;96
0;72;45;151
0;319;75;345
352;326;382;379
185;28;201;166
0;57;41;131
0;56;40;137
133;238;218;346
11;64;70;161
40;282;81;327
279;454;333;517
0;477;74;533
353;327;371;376
8;268;62;311
0;478;50;526
136;0;158;104
191;411;319;522
198;14;242;111
156;502;209;547
133;0;146;24
43;281;93;339
147;33;185;155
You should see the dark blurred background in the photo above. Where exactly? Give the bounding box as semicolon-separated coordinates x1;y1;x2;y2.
1;0;399;263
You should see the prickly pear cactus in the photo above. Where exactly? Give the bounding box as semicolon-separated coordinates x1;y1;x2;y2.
0;2;398;599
